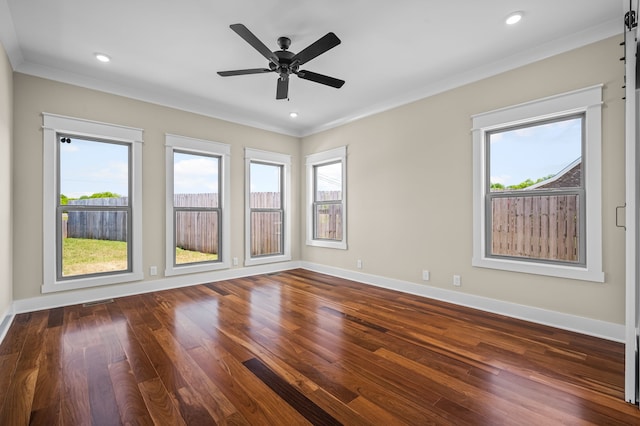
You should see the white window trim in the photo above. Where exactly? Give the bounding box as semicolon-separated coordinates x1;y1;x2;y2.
306;146;347;250
471;85;604;282
244;148;292;266
165;134;231;276
42;113;144;293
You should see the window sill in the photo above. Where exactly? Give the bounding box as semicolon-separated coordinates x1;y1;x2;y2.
306;239;347;250
42;271;144;294
165;261;230;277
472;256;604;282
244;254;292;267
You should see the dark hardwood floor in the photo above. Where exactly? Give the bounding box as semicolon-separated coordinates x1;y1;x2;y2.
0;269;638;425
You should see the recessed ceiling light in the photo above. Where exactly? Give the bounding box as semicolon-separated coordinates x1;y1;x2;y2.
506;12;523;25
289;112;298;118
94;53;111;63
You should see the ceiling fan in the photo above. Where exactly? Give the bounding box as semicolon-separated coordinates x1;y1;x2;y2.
217;24;345;100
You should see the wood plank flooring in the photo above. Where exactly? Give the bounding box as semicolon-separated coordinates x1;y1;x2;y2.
0;269;639;425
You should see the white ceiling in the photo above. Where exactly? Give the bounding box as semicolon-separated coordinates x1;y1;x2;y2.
0;1;622;137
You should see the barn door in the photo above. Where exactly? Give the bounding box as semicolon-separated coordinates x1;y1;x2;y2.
624;0;640;405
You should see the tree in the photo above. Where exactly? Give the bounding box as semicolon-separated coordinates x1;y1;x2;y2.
89;191;121;198
491;174;555;191
508;179;535;190
507;174;555;190
61;191;121;203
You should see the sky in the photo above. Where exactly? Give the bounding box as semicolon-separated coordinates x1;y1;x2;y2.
60;139;282;198
60;138;129;198
316;162;342;193
61;119;575;198
173;152;219;194
489;116;582;187
250;162;281;193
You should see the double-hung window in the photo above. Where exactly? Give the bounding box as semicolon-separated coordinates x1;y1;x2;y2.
306;146;347;249
42;113;143;293
244;148;291;265
472;85;603;281
165;134;230;275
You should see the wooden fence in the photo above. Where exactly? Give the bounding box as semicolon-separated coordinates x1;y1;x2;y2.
64;197;128;241
250;211;282;256
66;193;570;261
315;203;343;241
173;193;221;255
175;210;219;255
62;193;290;256
314;191;343;241
490;194;579;261
249;191;283;256
174;193;219;208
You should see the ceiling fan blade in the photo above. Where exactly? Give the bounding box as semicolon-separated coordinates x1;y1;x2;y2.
217;68;272;76
297;70;345;88
291;32;341;66
230;23;280;65
276;76;289;100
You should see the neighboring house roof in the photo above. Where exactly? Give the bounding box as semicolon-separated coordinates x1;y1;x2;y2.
525;158;581;190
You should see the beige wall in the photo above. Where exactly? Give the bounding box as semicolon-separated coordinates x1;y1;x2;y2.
302;35;626;324
0;43;12;316
12;74;301;300
9;35;627;326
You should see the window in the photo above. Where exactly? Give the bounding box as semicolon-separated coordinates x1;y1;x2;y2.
487;116;584;263
472;85;603;281
42;113;143;293
244;148;291;266
306;146;347;249
165;134;230;276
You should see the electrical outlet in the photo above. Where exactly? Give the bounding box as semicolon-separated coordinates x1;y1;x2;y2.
149;266;157;276
453;275;461;286
422;270;430;281
357;259;363;269
233;257;238;266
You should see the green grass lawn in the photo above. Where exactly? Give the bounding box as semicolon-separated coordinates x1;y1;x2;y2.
175;246;218;264
62;238;218;276
62;237;128;276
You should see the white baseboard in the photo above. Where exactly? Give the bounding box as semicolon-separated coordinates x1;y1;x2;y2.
0;304;15;344
301;262;625;343
7;260;624;343
0;307;13;342
12;261;302;314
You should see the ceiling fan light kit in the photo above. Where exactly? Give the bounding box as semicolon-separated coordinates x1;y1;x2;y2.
218;23;345;100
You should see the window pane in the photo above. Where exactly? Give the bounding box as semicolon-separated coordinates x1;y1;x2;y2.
250;211;283;256
59;137;131;279
315;203;343;240
60;138;129;200
489;117;582;192
315;162;342;201
174;152;220;207
490;194;579;262
250;162;282;208
61;209;129;277
175;210;219;265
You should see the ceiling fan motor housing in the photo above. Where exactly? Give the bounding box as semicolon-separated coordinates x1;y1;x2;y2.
270;48;297;78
